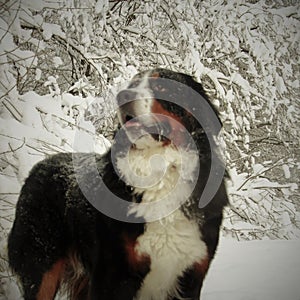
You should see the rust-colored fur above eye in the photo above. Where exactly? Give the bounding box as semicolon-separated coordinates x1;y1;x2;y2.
151;99;188;146
8;68;228;300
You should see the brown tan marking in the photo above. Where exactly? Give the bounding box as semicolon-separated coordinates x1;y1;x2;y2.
123;233;150;274
37;259;66;300
151;99;187;146
150;71;160;79
194;256;210;278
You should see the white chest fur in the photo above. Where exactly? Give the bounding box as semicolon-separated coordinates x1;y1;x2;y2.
117;140;199;220
117;142;206;299
135;210;207;300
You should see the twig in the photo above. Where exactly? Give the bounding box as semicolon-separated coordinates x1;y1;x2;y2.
19;21;106;87
121;26;158;46
0;157;18;171
2;98;22;121
228;204;250;222
0;192;19;195
0;139;25;155
236;156;288;191
0;1;20;44
53;34;106;85
160;1;178;29
0;133;23;141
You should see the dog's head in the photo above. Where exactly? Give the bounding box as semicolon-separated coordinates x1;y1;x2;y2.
116;68;221;150
113;69;225;218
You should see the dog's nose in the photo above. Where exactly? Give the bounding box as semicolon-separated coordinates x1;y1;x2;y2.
117;89;137;106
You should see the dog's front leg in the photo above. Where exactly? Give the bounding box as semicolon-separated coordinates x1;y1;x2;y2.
171;262;209;300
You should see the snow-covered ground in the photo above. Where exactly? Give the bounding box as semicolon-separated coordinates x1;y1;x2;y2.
202;239;300;300
1;238;299;299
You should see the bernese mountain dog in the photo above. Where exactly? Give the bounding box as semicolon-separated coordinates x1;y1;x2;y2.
8;69;228;300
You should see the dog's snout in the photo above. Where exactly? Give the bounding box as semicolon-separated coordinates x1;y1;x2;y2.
117;89;137;106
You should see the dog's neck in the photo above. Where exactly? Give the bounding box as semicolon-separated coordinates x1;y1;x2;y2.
116;138;199;220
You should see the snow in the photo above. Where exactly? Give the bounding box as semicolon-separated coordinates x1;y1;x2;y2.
202;239;300;300
42;23;66;40
282;164;291;179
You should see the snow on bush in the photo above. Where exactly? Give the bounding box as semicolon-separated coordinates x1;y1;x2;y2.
0;0;299;297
